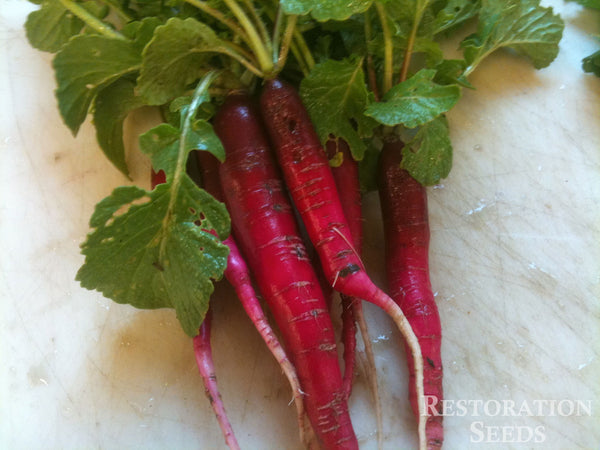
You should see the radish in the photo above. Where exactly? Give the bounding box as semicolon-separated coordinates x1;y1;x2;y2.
195;151;313;448
326;138;362;397
151;168;240;449
192;311;241;450
260;79;427;449
213;93;358;450
378;140;444;449
327;138;383;445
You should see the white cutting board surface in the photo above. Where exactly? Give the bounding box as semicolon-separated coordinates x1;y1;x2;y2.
1;1;599;449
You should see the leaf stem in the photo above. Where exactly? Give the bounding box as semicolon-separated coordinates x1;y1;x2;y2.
220;45;264;77
185;0;250;46
376;2;393;94
241;0;272;55
276;15;297;71
59;0;126;40
364;7;380;101
289;39;310;77
261;1;312;74
222;0;273;74
400;26;418;82
293;28;315;70
400;0;429;82
102;0;133;22
166;71;220;235
271;6;284;62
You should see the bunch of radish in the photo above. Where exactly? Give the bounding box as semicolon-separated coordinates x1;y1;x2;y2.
24;0;564;448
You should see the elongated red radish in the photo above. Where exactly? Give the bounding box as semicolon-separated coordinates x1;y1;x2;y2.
195;151;313;448
327;138;382;447
193;311;241;450
260;79;426;449
378;140;443;449
325;139;359;395
213;94;358;450
151;169;240;450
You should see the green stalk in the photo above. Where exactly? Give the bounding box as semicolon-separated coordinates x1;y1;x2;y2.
260;0;312;74
241;0;273;55
58;0;126;40
293;28;315;70
185;0;250;46
161;71;220;257
220;45;264;77
102;0;133;22
222;0;273;74
400;21;419;82
364;7;380;101
271;6;284;62
276;15;297;70
400;0;430;82
289;39;310;77
376;2;393;94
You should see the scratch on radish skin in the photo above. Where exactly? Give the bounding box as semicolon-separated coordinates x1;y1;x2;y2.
332;226;362;264
288;309;328;323
332;271;340;289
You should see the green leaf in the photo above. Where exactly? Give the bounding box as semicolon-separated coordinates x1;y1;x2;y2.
25;0;84;53
76;180;230;336
365;69;461;128
583;49;600;76
432;0;481;35
93;78;146;177
280;0;373;21
401;115;452;185
461;0;564;72
300;56;377;160
53;34;141;134
433;59;473;88
137;18;231;105
78;72;230;337
139;120;225;176
122;17;164;51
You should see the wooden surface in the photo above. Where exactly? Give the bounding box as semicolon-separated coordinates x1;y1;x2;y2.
1;1;599;448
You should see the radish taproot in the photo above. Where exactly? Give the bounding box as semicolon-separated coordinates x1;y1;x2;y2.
260;78;427;449
378;140;444;449
192;311;241;450
195;150;313;448
152;168;240;449
213;93;358;450
327;138;383;446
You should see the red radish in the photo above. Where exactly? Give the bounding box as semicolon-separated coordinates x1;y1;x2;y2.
195;151;313;448
213;93;358;450
324;138;360;397
260;79;427;449
151;169;240;450
378;140;443;449
327;138;383;445
193;311;241;450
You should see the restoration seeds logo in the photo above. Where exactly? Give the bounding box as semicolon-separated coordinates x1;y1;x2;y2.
423;396;593;444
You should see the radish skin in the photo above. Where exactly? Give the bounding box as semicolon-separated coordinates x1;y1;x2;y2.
260;79;427;449
214;94;358;450
378;140;444;449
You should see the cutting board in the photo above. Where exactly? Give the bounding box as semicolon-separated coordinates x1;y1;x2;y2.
1;1;599;448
